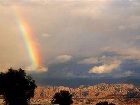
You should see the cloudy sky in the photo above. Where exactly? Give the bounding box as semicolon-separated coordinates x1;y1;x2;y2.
0;0;140;85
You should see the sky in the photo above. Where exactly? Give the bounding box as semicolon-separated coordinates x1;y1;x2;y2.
0;0;140;85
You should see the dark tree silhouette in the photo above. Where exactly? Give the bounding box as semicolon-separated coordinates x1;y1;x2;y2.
126;89;140;98
96;101;115;105
0;68;37;105
51;90;73;105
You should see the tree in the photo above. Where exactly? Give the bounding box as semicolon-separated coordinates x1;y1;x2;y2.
0;68;37;105
51;90;73;105
126;89;140;98
96;101;115;105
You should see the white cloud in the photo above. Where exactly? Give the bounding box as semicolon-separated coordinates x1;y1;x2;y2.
78;57;98;64
37;66;48;72
123;71;133;77
25;65;48;73
89;61;121;74
102;47;140;60
42;33;51;38
114;70;133;78
78;53;120;65
55;55;73;63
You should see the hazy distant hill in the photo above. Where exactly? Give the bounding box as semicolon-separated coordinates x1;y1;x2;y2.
35;77;140;88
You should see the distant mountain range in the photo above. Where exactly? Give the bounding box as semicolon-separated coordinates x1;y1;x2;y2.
35;76;140;88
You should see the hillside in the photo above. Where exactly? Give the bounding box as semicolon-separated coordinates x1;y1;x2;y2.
31;83;140;105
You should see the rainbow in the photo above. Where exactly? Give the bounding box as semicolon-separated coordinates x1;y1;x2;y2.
13;6;43;71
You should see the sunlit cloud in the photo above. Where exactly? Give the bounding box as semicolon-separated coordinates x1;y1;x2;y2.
113;70;134;78
25;65;48;73
89;60;121;74
42;33;51;38
54;55;73;63
78;57;98;64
